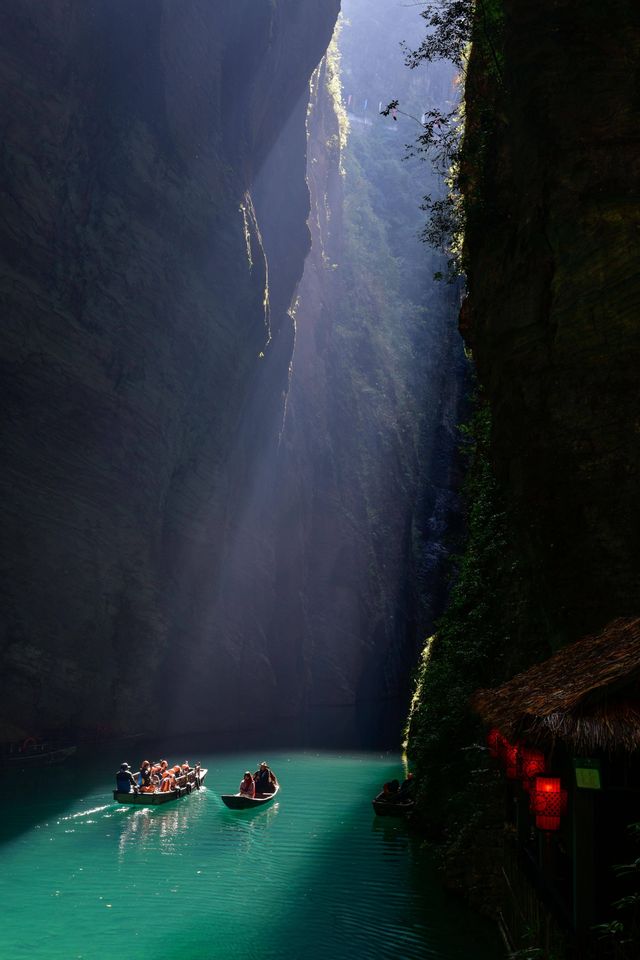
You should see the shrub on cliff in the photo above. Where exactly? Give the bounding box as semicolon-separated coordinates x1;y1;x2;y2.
388;0;504;273
405;398;537;831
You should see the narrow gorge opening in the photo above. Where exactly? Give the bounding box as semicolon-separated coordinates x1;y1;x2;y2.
1;2;636;958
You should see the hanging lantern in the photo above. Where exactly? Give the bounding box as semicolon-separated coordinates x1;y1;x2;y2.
517;746;546;791
487;728;504;758
531;776;568;831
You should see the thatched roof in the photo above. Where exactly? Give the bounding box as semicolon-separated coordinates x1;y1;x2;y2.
471;617;640;752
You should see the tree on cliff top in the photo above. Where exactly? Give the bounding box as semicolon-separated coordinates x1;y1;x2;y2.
385;0;503;274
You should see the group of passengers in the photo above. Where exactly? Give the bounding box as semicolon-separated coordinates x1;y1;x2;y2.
238;761;278;799
116;759;200;795
378;772;416;804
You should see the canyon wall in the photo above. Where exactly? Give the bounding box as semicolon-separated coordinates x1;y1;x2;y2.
463;0;640;644
0;0;340;740
406;0;640;849
203;4;468;732
0;0;468;743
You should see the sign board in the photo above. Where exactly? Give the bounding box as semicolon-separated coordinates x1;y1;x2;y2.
573;757;602;790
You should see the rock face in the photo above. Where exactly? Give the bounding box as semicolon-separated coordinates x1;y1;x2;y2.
197;4;468;728
0;0;340;739
463;0;640;644
0;0;468;742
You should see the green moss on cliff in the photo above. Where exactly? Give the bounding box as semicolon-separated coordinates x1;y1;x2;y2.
405;398;547;830
406;401;501;822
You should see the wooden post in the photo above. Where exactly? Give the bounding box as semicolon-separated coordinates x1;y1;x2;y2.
573;786;596;939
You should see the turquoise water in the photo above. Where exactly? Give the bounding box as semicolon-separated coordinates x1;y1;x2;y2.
0;749;500;959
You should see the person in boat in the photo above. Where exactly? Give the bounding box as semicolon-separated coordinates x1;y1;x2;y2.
397;772;416;800
116;763;139;794
138;760;150;785
239;772;256;798
378;779;400;803
253;761;277;795
138;760;156;793
160;768;177;792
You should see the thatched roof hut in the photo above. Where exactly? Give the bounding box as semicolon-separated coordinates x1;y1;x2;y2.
471;617;640;753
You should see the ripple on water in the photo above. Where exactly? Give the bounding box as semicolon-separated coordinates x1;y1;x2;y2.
0;752;500;960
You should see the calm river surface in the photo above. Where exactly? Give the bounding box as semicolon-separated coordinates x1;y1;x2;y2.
0;746;500;959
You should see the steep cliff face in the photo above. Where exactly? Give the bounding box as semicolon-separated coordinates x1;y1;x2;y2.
274;63;466;714
207;5;468;727
0;0;339;739
462;0;640;643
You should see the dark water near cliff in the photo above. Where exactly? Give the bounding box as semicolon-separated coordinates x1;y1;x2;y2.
0;744;501;959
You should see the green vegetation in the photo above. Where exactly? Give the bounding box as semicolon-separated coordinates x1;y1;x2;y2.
405;400;505;826
400;0;505;275
324;26;349;155
308;15;466;692
595;823;640;959
333;122;437;538
405;398;544;831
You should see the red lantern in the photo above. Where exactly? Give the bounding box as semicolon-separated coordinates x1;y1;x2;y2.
536;815;561;832
531;777;568;831
487;728;504;758
517;747;546;791
503;741;521;779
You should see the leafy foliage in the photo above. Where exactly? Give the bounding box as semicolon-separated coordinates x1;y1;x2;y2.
594;823;640;958
406;400;508;822
405;396;545;831
405;1;474;69
388;1;505;273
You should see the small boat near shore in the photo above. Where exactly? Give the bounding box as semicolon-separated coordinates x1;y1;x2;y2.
221;783;280;810
372;794;415;817
113;768;207;805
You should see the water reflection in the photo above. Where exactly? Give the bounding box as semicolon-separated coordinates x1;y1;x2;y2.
117;792;208;860
58;804;111;822
371;815;411;860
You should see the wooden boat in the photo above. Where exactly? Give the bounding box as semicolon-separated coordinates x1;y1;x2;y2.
221;783;279;809
1;742;77;765
372;793;415;817
113;767;207;805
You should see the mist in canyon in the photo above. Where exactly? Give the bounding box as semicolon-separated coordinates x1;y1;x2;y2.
0;0;464;748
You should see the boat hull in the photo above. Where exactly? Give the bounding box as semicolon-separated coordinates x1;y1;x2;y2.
221;783;279;809
372;798;415;817
114;769;207;804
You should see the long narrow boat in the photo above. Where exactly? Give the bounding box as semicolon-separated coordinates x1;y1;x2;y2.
113;768;207;805
3;744;77;765
221;783;279;810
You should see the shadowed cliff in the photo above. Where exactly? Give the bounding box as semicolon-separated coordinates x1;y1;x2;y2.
0;0;340;740
462;0;640;643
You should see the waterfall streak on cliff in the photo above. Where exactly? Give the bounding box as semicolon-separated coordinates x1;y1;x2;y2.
242;190;272;346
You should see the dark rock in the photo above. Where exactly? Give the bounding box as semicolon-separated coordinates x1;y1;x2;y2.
463;0;640;643
0;0;339;738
